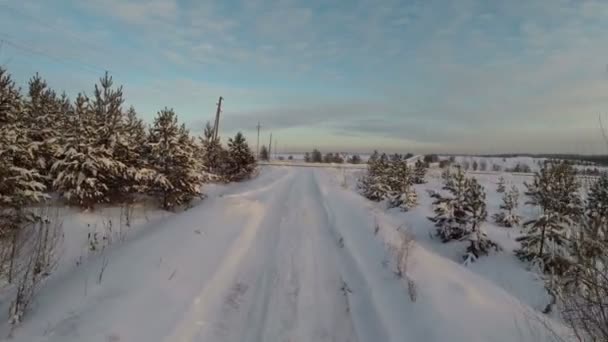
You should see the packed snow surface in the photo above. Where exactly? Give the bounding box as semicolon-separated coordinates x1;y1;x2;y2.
3;166;570;342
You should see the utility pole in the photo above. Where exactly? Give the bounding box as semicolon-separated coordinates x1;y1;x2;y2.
268;133;273;161
213;96;223;140
256;122;261;159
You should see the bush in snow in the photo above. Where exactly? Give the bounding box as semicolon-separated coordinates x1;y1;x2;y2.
147;108;204;210
493;186;521;228
225;132;256;182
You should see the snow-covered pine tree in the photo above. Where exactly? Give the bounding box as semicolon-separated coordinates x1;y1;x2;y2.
516;163;580;275
493;186;521;227
428;167;469;242
88;72;129;201
577;172;608;262
199;121;225;176
463;178;499;263
23;74;63;184
386;158;418;211
359;152;391;201
51;93;115;208
311;149;323;163
413;159;427;184
259;145;269;161
147;108;202;209
116;106;153;195
496;176;506;193
0;68;47;209
226;132;256;181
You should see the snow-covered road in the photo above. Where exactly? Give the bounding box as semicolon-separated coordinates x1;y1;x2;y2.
6;167;403;342
6;166;570;342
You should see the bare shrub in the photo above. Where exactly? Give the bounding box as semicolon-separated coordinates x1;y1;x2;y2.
407;277;417;302
7;207;63;326
97;256;109;284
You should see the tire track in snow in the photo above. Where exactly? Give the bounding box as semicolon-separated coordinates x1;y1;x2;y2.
197;169;359;342
162;172;296;342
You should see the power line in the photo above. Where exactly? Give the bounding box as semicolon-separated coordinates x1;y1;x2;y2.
0;36;108;74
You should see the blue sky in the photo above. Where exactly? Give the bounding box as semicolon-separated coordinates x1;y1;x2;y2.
1;0;608;154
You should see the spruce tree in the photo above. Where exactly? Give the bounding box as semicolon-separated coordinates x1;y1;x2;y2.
226;132;256;181
493;186;521;228
147;108;202;209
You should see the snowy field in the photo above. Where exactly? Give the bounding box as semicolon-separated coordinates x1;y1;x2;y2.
1;166;573;342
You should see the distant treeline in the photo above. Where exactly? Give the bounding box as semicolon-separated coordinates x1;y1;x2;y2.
440;154;608;166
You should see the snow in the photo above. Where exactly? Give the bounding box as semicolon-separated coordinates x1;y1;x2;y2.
1;166;572;341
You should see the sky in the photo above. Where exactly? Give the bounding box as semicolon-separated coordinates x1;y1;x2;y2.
1;0;608;154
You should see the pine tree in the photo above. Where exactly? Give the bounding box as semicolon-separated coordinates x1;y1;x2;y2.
428;168;469;242
493;186;521;227
463;178;498;263
0;68;47;209
359;152;391;201
51;94;115;208
516;163;581;274
199;121;225;175
259;145;269;161
114;106;150;195
147;108;203;209
496;177;506;193
386;158;418;211
311;149;322;163
347;154;361;164
304;152;311;162
226;132;256;181
413;159;427;184
89;72;130;200
23;73;63;184
578;172;608;261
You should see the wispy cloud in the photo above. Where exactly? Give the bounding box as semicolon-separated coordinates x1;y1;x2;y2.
1;0;607;153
